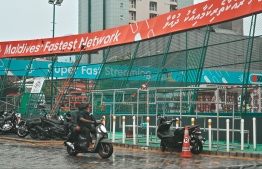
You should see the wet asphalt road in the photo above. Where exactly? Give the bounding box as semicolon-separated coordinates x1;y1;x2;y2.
1;140;262;169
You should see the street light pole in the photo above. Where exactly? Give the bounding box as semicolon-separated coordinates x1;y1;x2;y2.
51;3;55;110
52;4;55;38
48;0;63;110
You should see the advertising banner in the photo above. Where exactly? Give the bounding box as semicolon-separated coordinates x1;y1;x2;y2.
0;59;155;80
0;59;260;85
0;0;261;58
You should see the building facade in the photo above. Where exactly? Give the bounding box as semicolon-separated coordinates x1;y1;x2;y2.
79;0;177;34
177;0;194;9
78;0;243;63
78;0;178;63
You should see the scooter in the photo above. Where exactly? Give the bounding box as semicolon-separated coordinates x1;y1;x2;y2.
64;115;113;159
157;114;204;154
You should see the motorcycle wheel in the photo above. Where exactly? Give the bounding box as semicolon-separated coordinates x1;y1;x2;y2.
190;137;203;155
67;146;78;156
29;128;38;139
37;127;47;140
47;130;56;139
160;141;166;152
98;143;113;159
17;125;28;138
37;131;48;140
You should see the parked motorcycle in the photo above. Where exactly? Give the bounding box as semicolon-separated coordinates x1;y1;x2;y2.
157;114;204;154
17;107;52;139
64;115;113;159
17;116;43;139
17;107;71;140
38;117;67;140
0;109;21;134
35;109;72;140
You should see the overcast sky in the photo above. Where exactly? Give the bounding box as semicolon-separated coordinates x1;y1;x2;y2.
0;0;78;41
0;0;208;42
0;0;260;42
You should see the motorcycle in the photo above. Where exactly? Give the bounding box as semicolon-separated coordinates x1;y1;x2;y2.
64;115;113;159
0;109;21;134
17;107;70;140
35;110;72;140
17;116;43;139
157;114;205;154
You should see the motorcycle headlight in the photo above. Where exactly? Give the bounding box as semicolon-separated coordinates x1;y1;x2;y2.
99;125;107;133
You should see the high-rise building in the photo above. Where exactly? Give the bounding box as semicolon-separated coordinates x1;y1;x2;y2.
79;0;177;33
78;0;242;63
78;0;178;63
177;0;194;9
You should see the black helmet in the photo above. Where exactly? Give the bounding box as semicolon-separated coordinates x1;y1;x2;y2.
78;103;89;110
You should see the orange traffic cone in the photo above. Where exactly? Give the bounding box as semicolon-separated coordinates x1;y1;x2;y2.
181;126;192;158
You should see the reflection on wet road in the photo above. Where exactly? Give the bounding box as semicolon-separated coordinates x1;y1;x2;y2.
0;141;262;169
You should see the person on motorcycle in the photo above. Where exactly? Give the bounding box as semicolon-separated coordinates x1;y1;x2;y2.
77;103;95;150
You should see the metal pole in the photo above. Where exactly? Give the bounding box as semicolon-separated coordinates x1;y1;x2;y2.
208;119;212;151
253;117;257;150
51;4;55;110
241;119;244;151
52;4;55;38
226;119;230;152
122;116;125;144
133;115;136;145
112;116;116;143
146;116;149;146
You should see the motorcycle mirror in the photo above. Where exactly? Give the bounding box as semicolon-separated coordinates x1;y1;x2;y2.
157;114;164;118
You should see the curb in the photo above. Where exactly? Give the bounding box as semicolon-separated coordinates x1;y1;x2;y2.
0;136;64;145
1;136;261;159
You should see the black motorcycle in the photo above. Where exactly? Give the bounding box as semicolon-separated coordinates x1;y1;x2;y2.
41;119;67;139
17;107;71;140
157;114;204;154
17;116;44;139
36;111;71;140
64;116;113;159
0;109;21;134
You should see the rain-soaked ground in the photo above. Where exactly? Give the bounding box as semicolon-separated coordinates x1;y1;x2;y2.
0;140;262;169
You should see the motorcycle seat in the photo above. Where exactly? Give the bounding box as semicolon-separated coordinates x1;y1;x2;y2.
157;130;174;138
42;118;63;125
3;116;12;121
174;128;184;136
188;125;199;129
29;119;41;125
27;119;37;122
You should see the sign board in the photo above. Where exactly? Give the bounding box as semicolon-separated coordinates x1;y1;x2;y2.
31;77;45;93
0;0;261;58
